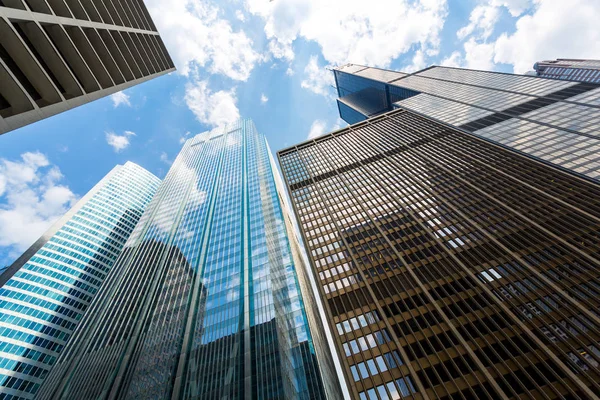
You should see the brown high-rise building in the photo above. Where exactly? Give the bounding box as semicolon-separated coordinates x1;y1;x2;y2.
278;108;600;400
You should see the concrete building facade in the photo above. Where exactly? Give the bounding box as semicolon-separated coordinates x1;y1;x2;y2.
0;0;174;134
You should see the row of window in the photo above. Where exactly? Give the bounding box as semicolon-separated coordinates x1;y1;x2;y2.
336;311;380;335
396;93;493;126
541;67;600;84
343;329;392;356
55;227;121;258
14;268;95;299
49;235;117;265
0;301;76;332
474;119;600;179
27;256;101;289
0;340;56;366
358;377;416;400
418;66;574;97
3;279;90;310
0;289;83;320
394;75;532;112
36;249;107;281
350;351;404;382
0;319;68;346
0;372;41;395
323;273;362;294
0;358;48;380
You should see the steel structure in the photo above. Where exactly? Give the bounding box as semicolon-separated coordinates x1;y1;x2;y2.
279;108;600;400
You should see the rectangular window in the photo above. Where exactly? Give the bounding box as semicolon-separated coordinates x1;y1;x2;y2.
396;377;416;396
351;365;360;381
367;359;378;375
375;356;388;372
358;363;369;379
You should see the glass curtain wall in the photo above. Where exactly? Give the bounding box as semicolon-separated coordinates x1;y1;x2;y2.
0;162;160;399
333;65;600;181
38;120;341;400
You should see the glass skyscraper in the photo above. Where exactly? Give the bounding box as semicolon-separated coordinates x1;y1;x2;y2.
38;120;342;399
0;162;160;399
279;108;600;400
333;64;600;181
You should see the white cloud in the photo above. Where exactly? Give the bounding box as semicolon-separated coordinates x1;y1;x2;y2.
403;49;428;73
457;0;531;43
179;131;192;145
235;9;245;22
105;130;135;152
453;0;599;74
440;51;463;67
260;93;269;103
464;38;495;70
110;91;131;107
184;79;240;129
491;0;530;17
146;0;261;80
286;67;294;76
160;152;172;165
301;55;334;97
307;119;327;139
0;152;77;255
246;0;448;68
307;119;326;139
306;118;346;140
457;5;499;40
494;0;600;73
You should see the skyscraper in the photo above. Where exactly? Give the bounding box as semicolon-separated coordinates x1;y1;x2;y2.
278;108;600;400
38;120;342;399
333;64;600;181
534;59;600;83
0;0;175;135
0;162;160;399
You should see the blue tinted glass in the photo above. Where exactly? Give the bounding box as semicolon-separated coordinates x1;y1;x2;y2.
36;120;341;400
0;163;160;398
338;100;368;125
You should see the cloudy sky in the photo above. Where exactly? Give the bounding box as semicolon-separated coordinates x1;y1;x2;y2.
1;0;599;265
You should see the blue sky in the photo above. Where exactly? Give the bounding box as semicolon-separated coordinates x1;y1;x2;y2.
1;0;599;265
